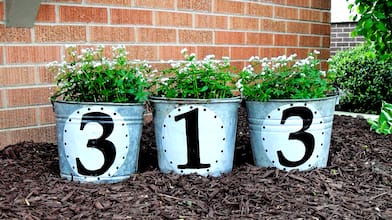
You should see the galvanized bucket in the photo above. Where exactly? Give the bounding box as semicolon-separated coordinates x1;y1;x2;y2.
149;96;241;176
246;96;338;171
53;101;144;183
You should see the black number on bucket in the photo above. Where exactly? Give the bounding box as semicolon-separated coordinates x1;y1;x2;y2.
175;108;211;169
278;107;315;167
76;112;116;176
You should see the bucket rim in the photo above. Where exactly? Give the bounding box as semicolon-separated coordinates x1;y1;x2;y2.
53;100;144;107
245;95;339;103
149;96;242;104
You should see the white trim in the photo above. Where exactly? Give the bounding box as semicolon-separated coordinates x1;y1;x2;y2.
334;111;379;120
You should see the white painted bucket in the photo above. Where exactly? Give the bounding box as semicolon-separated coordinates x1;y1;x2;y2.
150;97;241;176
53;101;144;183
246;96;338;171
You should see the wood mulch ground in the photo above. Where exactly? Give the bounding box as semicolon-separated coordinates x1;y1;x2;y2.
0;107;391;219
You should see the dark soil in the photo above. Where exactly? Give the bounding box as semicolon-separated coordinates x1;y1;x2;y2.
1;107;391;219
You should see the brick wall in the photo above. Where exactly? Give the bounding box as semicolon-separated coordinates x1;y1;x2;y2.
330;22;364;55
0;0;331;149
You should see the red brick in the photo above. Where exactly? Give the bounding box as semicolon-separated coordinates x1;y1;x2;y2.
0;46;3;65
196;47;230;59
39;106;56;125
215;31;245;44
231;47;259;60
287;21;310;34
9;126;57;145
0;108;37;129
158;46;197;60
274;6;298;20
0;2;3;20
300;9;321;22
214;0;245;14
286;48;309;59
0;25;31;43
247;3;273;17
178;0;212;12
299;36;321;47
90;26;134;42
53;0;82;2
311;24;330;36
38;66;55;84
311;0;331;10
60;6;108;23
134;0;175;9
137;28;176;43
111;9;152;25
35;25;86;42
274;34;298;46
321;61;328;71
5;46;61;64
260;48;285;57
36;4;56;22
265;0;285;4
155;11;192;27
230;17;259;31
124;46;158;60
261;19;286;32
0;67;36;86
86;0;131;6
0;89;6;108
322;11;331;23
287;0;310;7
195;15;228;29
0;131;10;149
318;49;330;60
6;87;53;107
322;36;330;47
179;30;213;44
247;33;273;45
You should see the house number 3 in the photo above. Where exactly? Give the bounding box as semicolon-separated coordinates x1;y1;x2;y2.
262;103;325;170
278;107;315;167
77;112;116;176
63;106;129;178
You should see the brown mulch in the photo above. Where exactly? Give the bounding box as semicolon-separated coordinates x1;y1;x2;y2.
0;107;391;219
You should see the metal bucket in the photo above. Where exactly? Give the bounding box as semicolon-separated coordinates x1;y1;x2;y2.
53;101;144;183
246;96;338;171
150;96;241;176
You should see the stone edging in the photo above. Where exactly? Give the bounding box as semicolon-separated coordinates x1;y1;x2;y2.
334;111;379;120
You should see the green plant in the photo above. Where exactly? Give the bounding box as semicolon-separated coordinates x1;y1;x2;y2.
348;0;392;56
150;49;237;99
329;44;392;114
238;51;335;101
48;45;151;103
368;101;392;135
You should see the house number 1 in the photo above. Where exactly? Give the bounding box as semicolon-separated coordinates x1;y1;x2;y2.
161;105;226;174
174;108;210;169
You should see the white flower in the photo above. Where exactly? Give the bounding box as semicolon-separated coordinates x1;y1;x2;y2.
313;50;320;55
236;79;243;89
46;61;58;68
205;54;215;60
181;48;188;55
65;44;76;49
288;53;297;61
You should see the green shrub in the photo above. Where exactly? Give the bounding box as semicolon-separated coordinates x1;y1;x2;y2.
329;44;392;114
